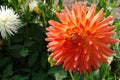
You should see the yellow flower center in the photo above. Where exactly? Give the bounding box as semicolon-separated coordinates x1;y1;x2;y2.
1;18;8;26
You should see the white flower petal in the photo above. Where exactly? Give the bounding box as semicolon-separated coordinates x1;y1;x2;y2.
0;6;21;39
29;0;38;12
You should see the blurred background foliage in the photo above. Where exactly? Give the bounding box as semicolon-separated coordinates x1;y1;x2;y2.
0;0;120;80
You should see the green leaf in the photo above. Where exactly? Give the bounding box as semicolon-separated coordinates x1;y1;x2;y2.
10;45;29;58
8;0;11;3
113;19;120;58
73;71;81;80
10;44;22;57
24;6;32;21
114;42;120;58
28;52;39;67
32;70;46;80
20;47;29;57
18;0;22;4
40;53;48;68
93;70;101;80
88;0;94;3
3;64;13;78
24;41;36;47
2;78;9;80
48;66;67;80
11;75;29;80
0;57;10;67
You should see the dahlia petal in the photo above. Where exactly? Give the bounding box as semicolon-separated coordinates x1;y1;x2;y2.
97;36;106;39
91;44;101;59
46;25;64;33
74;53;81;68
100;55;108;64
96;32;115;37
47;41;59;48
79;23;85;32
85;19;90;27
49;50;61;58
47;41;58;45
72;3;83;26
75;2;86;24
73;60;79;68
83;46;88;54
100;48;112;56
92;44;99;50
53;51;63;60
65;58;75;71
51;43;63;51
79;54;87;74
48;20;65;31
45;38;54;41
46;32;57;38
97;43;114;56
97;37;118;44
79;64;84;74
47;43;63;51
46;27;57;33
56;12;67;24
46;35;64;42
88;39;93;45
63;53;75;68
103;37;118;44
56;57;64;65
64;62;70;71
90;8;104;27
98;43;114;53
73;2;79;18
93;8;104;22
74;53;80;61
77;2;84;23
87;4;96;20
88;64;92;72
95;26;115;33
81;3;86;23
98;16;113;26
83;54;89;67
102;26;115;32
90;58;99;70
70;67;76;73
63;5;71;16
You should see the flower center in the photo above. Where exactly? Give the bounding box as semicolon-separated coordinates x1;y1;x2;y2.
70;33;84;45
1;18;8;26
64;32;85;48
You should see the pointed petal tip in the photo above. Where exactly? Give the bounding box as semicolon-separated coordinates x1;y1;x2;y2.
49;53;55;58
101;8;104;11
109;16;113;19
48;20;54;24
63;4;67;8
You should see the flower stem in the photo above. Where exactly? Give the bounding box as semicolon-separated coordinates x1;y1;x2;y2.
42;11;46;29
69;71;75;80
84;72;88;80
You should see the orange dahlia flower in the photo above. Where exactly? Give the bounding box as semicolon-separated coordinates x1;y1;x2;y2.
45;2;118;74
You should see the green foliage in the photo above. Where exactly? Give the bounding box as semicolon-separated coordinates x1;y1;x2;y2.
0;0;63;80
113;19;120;58
48;66;67;80
0;0;120;80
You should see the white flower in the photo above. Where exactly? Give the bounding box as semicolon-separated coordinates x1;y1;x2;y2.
29;0;38;12
0;6;21;39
